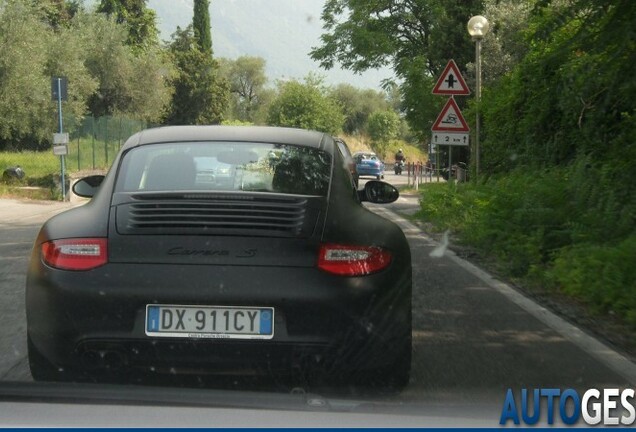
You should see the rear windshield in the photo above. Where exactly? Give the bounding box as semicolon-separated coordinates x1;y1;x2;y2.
115;142;332;196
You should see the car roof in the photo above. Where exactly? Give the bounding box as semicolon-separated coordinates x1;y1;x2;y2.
123;126;330;151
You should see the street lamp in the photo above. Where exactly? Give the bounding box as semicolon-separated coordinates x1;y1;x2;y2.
467;15;489;179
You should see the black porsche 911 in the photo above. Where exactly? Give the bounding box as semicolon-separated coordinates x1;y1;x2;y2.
26;126;412;389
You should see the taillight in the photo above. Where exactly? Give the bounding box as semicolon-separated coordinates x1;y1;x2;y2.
317;243;392;276
41;238;108;271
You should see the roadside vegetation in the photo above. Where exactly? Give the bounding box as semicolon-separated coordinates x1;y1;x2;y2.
419;168;636;330
421;1;635;330
312;0;635;332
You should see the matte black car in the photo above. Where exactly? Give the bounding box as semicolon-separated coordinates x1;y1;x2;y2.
26;126;412;389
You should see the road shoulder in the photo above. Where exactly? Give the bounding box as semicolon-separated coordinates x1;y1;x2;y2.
371;201;636;386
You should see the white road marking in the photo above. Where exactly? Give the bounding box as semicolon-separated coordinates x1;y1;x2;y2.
374;205;636;386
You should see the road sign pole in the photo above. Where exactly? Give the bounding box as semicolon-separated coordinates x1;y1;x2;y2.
57;78;66;201
475;38;482;179
448;146;452;183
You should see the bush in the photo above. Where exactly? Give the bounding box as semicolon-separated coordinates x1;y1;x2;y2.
550;236;636;328
417;162;635;327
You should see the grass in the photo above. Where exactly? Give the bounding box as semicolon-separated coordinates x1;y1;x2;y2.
1;137;115;200
1;138;116;176
414;167;636;330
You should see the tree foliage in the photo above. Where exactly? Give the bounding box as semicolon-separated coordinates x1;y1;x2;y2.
311;0;483;140
164;26;228;125
267;78;344;134
36;0;82;28
77;12;172;121
0;0;55;148
473;0;533;84
218;56;267;123
481;0;636;174
0;0;171;150
367;110;400;144
328;84;390;135
0;0;97;149
192;0;212;54
97;0;158;49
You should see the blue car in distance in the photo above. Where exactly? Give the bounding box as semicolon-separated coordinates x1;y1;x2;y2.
353;152;385;180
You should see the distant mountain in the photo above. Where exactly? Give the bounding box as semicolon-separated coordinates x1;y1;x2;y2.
147;0;393;90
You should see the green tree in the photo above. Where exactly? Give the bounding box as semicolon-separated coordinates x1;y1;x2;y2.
36;0;82;28
97;0;158;49
468;0;533;85
267;78;344;134
0;0;99;150
0;0;170;150
192;0;212;54
46;11;99;125
311;0;483;140
367;110;400;145
77;12;172;121
164;26;228;125
218;56;267;122
0;0;53;148
328;84;390;135
480;0;636;173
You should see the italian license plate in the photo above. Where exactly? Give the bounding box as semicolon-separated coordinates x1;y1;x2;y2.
145;305;274;339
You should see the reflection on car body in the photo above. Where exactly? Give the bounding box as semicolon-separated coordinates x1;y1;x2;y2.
334;137;358;187
26;126;412;390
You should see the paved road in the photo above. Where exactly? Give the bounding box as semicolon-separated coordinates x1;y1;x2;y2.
0;199;81;381
0;178;634;407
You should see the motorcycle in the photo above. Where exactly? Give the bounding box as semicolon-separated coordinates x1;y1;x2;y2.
394;160;404;175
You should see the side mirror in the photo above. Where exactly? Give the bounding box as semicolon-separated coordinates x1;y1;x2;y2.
72;175;105;198
359;180;399;204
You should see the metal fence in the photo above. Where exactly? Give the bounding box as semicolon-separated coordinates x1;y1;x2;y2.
64;115;152;172
0;115;152;199
404;161;463;188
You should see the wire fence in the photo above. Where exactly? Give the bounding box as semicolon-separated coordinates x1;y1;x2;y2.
1;116;152;189
64;115;151;172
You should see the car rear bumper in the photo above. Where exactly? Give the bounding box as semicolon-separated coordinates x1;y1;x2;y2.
27;261;411;377
356;167;384;177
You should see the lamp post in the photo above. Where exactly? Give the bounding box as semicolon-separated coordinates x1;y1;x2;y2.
467;15;489;179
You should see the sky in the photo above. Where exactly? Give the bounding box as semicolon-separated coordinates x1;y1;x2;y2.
146;0;394;90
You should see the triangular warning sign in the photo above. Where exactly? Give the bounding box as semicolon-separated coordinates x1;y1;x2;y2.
431;98;470;132
432;60;470;96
